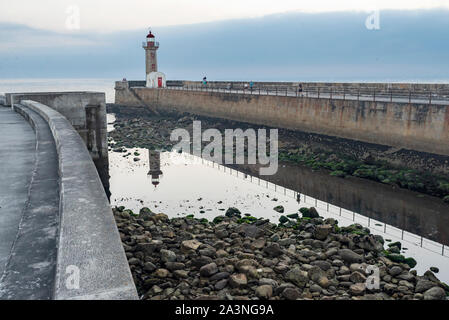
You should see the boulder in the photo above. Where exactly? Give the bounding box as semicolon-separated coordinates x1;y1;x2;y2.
423;287;446;300
285;267;309;288
339;249;364;264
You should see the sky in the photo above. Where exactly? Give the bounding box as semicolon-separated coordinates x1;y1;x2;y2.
1;0;449;32
1;2;449;82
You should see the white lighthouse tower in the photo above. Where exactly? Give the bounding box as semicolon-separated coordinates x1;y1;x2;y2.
143;29;166;88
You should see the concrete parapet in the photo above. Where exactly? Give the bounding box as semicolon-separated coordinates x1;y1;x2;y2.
19;100;137;300
5;91;110;196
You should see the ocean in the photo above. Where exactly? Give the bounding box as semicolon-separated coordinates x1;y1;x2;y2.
0;78;117;103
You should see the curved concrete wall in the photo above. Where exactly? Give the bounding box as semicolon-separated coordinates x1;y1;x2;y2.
20;100;137;300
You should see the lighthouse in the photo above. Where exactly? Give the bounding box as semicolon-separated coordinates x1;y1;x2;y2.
143;29;166;88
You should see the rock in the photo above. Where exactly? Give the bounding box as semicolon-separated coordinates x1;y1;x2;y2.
128;257;140;265
279;215;289;224
225;207;241;218
215;279;228;290
259;278;278;288
139;207;154;220
430;267;439;273
423;287;446;300
255;285;273;299
229;274;247;288
273;205;284;213
285;267;309;288
308;266;329;288
389;266;402;277
199;248;216;257
174;270;189;279
192;256;214;268
209;272;230;281
311;260;332;271
144;262;157;272
264;243;283;257
165;262;185;271
154;268;170;278
200;263;218;277
350;271;367;283
310;284;322;293
301;207;319;218
160;249;177;263
150;213;169;223
350;283;366;295
415;279;437;293
237;224;264;238
251;238;266;250
137;240;163;255
215;228;229;239
314;224;332;240
181;239;202;253
339;249;364;264
282;288;301;300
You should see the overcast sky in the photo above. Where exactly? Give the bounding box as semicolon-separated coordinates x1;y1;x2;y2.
1;0;449;32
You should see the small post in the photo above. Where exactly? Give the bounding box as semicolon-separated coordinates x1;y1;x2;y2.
343;88;346;100
429;91;432;104
401;230;404;240
318;87;320;99
315;198;317;207
339;207;342;216
327;203;329;211
368;217;370;227
284;187;286;195
384;224;386;233
352;212;355;221
443;245;445;256
409;90;411;103
420;237;423;247
373;90;376;102
330;87;333;100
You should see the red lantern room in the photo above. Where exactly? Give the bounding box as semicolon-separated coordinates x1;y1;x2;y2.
146;30;156;47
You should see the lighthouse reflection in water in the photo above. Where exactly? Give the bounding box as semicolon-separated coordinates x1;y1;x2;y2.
147;149;163;187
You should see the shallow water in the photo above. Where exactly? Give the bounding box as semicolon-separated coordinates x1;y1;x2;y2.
107;113;449;284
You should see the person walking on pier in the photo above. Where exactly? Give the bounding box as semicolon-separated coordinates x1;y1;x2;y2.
202;76;207;86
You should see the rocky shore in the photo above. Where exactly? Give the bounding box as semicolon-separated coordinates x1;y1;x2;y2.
114;206;449;300
106;105;449;202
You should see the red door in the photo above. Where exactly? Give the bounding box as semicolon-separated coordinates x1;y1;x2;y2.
158;77;163;87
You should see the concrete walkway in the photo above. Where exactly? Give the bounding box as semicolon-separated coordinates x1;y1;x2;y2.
0;105;59;299
0;106;36;275
0;106;36;278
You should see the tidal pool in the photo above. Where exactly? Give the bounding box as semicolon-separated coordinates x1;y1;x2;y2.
107;113;449;283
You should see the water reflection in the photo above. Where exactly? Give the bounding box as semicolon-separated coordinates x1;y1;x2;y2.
108;147;449;283
148;149;163;187
231;162;449;245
